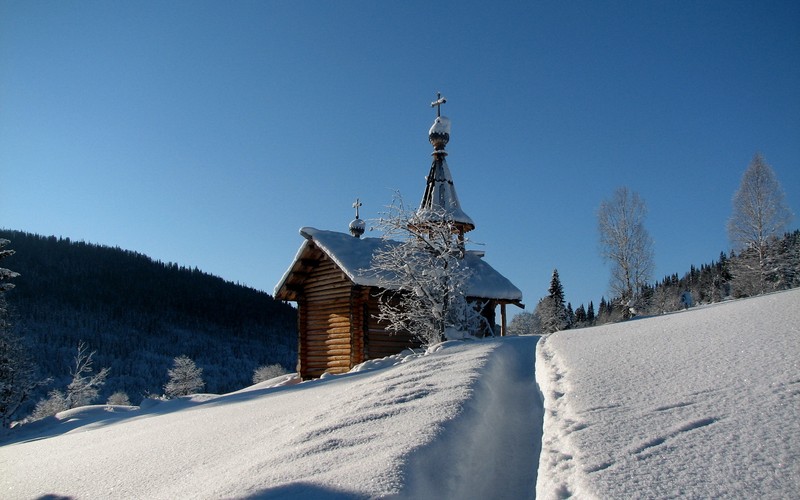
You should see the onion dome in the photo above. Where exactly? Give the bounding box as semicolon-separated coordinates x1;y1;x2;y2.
349;198;366;238
349;218;365;238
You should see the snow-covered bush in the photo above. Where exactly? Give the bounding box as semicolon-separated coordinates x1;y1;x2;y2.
106;391;131;406
252;364;289;384
30;390;68;420
164;355;204;398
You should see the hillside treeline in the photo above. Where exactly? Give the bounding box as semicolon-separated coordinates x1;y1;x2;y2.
514;229;800;334
2;230;297;412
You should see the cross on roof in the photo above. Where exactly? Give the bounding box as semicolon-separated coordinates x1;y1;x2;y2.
430;92;447;117
352;198;362;219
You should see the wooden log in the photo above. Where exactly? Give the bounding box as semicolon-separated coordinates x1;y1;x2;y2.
304;279;350;294
305;333;352;342
302;346;351;357
306;357;351;365
305;289;351;301
305;310;351;321
305;325;352;335
305;315;351;327
304;304;352;315
305;340;353;349
305;290;352;302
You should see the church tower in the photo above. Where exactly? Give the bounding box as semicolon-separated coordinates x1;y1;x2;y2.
416;93;475;240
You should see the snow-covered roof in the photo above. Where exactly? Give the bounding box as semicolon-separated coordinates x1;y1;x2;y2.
274;227;522;302
418;157;475;231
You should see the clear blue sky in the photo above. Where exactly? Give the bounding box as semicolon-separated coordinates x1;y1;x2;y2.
2;1;799;315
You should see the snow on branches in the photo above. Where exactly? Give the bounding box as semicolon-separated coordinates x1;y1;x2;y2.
369;194;488;347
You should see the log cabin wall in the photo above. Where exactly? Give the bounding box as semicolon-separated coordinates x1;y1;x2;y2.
299;255;355;379
364;293;420;358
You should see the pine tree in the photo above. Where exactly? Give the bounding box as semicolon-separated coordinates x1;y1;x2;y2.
0;239;39;427
574;304;587;326
540;269;568;333
565;303;575;329
586;301;595;325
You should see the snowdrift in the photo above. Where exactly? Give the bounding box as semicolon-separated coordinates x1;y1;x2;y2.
1;338;541;499
537;289;800;499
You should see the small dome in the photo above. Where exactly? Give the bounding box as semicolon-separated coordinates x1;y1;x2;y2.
349;218;366;238
429;116;450;150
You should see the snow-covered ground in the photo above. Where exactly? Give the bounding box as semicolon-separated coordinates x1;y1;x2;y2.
1;337;542;499
537;288;800;499
2;289;798;499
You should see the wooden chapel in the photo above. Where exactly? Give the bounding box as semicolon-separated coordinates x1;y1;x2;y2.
274;96;523;379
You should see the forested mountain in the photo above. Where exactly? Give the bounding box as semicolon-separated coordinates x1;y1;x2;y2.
1;230;297;413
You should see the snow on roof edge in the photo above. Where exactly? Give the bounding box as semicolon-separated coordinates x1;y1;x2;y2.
285;227;522;302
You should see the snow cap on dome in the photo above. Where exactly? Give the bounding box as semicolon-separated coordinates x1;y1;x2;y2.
349;218;366;238
428;116;451;136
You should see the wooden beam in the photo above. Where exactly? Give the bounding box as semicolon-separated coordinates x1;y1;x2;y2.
501;303;507;337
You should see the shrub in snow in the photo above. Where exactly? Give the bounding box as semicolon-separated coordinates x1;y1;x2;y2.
252;364;289;384
164;355;204;398
30;390;68;420
507;311;542;336
106;391;131;406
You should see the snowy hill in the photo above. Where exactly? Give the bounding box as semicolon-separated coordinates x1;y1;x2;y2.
2;289;799;499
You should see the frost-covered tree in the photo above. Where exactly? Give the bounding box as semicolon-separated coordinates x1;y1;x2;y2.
0;239;40;427
164;355;204;398
252;364;289;384
65;341;110;408
507;311;541;336
106;391;131;406
598;187;655;317
370;195;487;347
727;154;793;296
30;389;68;420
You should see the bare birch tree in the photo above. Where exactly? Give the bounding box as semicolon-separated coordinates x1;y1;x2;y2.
727;154;793;295
66;341;110;408
598;187;655;316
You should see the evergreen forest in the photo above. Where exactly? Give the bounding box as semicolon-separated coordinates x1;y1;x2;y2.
1;230;297;415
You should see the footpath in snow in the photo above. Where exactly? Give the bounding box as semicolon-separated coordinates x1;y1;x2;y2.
1;337;542;499
536;289;800;499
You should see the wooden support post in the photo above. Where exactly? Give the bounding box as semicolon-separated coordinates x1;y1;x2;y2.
501;303;507;337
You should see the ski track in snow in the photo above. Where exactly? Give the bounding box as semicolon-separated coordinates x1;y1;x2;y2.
1;337;542;500
536;289;800;499
3;290;799;499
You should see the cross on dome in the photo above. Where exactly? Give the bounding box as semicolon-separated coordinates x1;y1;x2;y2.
430;92;447;117
349;198;366;238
